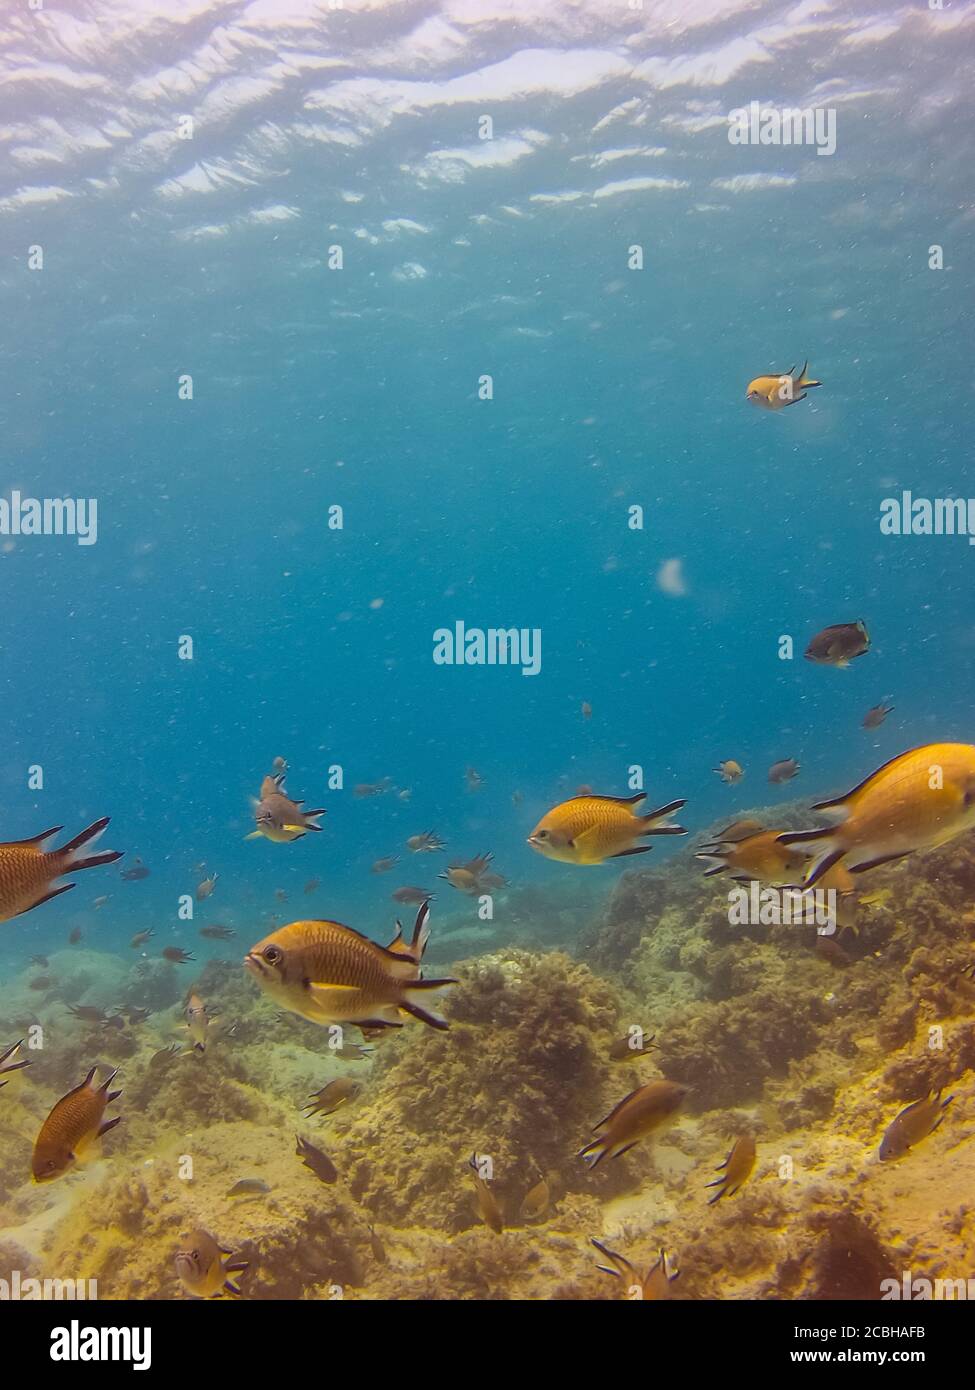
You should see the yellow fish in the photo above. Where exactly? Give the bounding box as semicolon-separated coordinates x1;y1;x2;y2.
32;1066;122;1182
746;361;821;410
0;819;122;924
528;793;687;866
175;1229;248;1298
705;1134;757;1204
696;823;810;885
778;743;975;885
244;917;456;1032
579;1079;688;1168
879;1089;953;1161
246;774;325;843
713;760;744;784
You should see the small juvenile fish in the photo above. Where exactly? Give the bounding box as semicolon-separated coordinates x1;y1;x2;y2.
120;859;151;881
405;832;446;854
272;756;288;773
162;947;194;964
195;874;219;902
247;774;325;843
0;1039;30;1088
879;1089;954;1161
581;701;592;720
0;819;122;923
768;759;800;784
520;1176;550;1223
150;1043;181;1064
29;976;53;991
185;992;209;1053
66;1005;110;1024
805;620;870;668
303;878;321;895
227;1178;270;1197
371;856;400;874
591;1240;680;1300
391;886;434;906
92;895;111;909
439;853;496;894
368;1225;387;1263
465;767;484;792
175;1228;248;1298
118;1005;152;1024
295;1133;338;1184
68;927;83;944
580;1080;688;1168
303;1077;361;1118
714;760;744;784
746;361;821;410
274;888;289;903
706;1135;757;1204
608;1029;657;1062
32;1065;122;1181
199;924;236;940
469;1153;503;1233
863;703;894;729
30;954;49;967
130;929;154;948
529;794;687;866
353;780;392;799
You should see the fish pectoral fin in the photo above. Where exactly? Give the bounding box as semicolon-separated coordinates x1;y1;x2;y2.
98;1117;122;1138
17;884;75;917
282;824;307;834
243;831;264;841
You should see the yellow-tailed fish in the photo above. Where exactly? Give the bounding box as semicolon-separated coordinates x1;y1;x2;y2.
879;1090;954;1161
705;1135;757;1204
0;819;122;923
32;1066;122;1181
246;773;325;843
778;744;975;886
244;917;456;1031
175;1229;248;1298
185;992;209;1053
579;1079;688;1168
520;1175;550;1223
746;361;821;410
714;760;744;784
528;793;687;866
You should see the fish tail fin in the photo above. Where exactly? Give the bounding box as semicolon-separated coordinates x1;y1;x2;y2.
399;975;457;1031
797;361;821;389
695;853;729;876
775;828;845;887
99;1065;120;1095
55;817;123;873
638;798;688;836
409;900;431;962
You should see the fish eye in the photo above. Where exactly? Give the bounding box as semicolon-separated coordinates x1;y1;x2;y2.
263;945;282;963
536;829;549;840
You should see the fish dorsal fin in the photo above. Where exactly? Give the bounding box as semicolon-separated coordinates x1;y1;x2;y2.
812;746;929;816
1;825;64;851
593;1085;644;1130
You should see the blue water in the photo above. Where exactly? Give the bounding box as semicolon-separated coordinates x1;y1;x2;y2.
1;1;973;965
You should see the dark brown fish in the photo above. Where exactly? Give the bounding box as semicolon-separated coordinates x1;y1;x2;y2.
66;1005;111;1024
68;927;83;944
162;947;194;964
391;887;435;906
130;929;154;948
120;859;151;881
768;758;800;784
405;833;446;854
199;924;236;940
303;878;321;895
863;703;894;729
608;1029;657;1062
805;621;870;668
295;1134;338;1184
0;819;122;923
815;933;853;967
371;856;400;874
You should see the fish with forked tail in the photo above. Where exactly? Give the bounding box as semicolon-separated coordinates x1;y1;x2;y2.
0;819;122;923
579;1079;687;1168
32;1066;122;1181
244;915;456;1032
528;793;687;866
